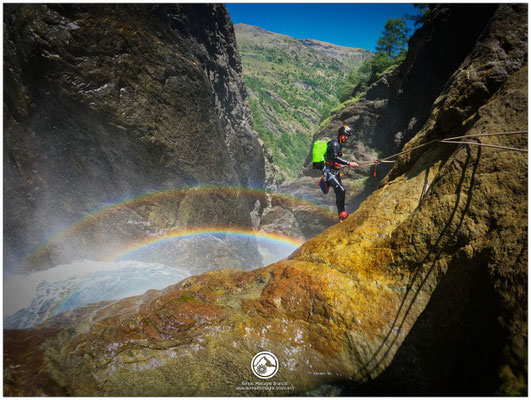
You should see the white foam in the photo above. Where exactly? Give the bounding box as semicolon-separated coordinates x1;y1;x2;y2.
5;260;137;316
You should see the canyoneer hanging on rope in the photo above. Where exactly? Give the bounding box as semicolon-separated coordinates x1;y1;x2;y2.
313;125;359;221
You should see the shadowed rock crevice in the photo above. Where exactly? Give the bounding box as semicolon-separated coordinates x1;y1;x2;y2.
353;249;506;396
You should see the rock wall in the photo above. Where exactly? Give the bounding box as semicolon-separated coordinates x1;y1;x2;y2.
4;3;527;397
4;4;265;271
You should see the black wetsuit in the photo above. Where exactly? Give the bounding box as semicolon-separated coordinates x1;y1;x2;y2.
325;139;350;214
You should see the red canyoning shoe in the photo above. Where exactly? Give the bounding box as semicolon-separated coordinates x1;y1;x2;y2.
339;211;348;222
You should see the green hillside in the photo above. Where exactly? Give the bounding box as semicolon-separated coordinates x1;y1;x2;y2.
235;24;372;177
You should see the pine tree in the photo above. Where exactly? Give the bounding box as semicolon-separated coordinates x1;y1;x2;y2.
375;17;410;59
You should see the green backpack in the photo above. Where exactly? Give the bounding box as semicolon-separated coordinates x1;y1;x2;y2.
312;140;328;170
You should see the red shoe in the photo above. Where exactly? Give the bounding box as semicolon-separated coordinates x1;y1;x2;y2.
339;211;348;221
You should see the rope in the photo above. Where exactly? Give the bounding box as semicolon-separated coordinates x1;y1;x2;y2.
357;160;381;166
358;129;529;165
439;140;528;152
379;138;439;162
335;130;527;175
379;129;528;162
438;130;527;141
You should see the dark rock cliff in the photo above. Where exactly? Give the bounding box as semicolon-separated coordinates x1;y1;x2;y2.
4;4;265;271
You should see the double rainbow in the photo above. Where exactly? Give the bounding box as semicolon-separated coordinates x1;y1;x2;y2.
109;226;304;261
24;185;329;266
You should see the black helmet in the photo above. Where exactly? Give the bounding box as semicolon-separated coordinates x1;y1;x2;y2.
338;125;352;137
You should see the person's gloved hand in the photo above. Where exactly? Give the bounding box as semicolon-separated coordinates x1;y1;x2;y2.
349;161;359;168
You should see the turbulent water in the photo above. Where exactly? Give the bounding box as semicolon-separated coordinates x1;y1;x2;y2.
4;239;298;329
4;260;187;329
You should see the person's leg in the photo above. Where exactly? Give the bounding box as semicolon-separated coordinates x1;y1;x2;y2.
328;174;345;214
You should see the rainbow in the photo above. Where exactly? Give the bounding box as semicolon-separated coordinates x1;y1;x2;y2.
24;185;331;266
109;227;304;261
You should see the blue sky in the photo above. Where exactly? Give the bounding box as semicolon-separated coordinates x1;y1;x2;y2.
226;3;418;51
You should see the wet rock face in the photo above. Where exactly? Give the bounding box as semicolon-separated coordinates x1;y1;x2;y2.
4;4;527;397
4;4;265;271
